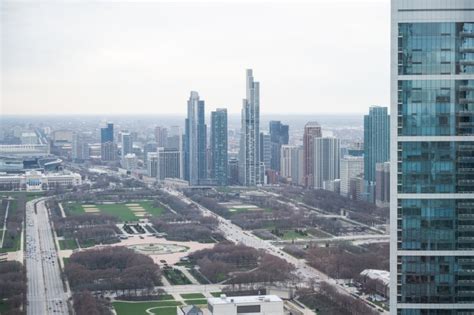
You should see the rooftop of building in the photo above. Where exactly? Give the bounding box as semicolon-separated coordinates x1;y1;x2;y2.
360;269;390;286
207;295;282;305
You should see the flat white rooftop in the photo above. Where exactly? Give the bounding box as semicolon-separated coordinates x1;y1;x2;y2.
207;295;282;305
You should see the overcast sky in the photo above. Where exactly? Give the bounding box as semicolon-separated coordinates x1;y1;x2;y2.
1;0;390;116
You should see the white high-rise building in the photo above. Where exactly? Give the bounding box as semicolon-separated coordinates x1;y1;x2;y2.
121;132;133;159
313;137;340;189
340;156;364;197
122;153;137;171
391;1;474;313
239;69;262;186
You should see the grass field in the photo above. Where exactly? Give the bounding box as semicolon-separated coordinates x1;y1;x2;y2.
281;230;309;240
180;293;205;299
58;239;78;250
0;200;21;253
210;292;223;297
113;301;182;315
65;201;165;222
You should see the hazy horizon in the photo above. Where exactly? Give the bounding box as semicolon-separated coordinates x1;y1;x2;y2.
0;0;390;115
1;0;390;115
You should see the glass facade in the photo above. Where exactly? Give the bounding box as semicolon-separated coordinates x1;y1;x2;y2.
210;109;228;186
398;199;474;251
398;80;474;136
393;4;474;312
397;142;474;194
399;23;474;75
364;106;390;183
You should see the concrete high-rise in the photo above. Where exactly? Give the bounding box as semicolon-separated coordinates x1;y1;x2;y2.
154;126;168;148
147;152;159;178
260;132;271;171
340;156;364;198
100;122;115;161
391;2;474;313
72;133;89;161
375;162;390;208
280;145;304;186
121;131;133;160
210;108;228;186
313;137;340;189
239;69;262;186
157;147;181;181
184;91;207;185
364;106;389;183
303;122;322;187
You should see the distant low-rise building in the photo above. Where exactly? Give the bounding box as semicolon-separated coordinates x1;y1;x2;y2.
359;269;390;298
0;171;82;191
207;295;284;315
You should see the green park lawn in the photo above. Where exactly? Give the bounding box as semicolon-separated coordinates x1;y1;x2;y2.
210;292;223;297
180;293;205;299
64;201;164;222
112;301;182;315
281;230;310;240
58;239;78;250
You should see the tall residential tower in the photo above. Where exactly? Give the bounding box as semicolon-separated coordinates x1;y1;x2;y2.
239;69;262;186
391;1;474;314
184;91;207;186
210;108;228;186
303;121;322;188
364;106;390;184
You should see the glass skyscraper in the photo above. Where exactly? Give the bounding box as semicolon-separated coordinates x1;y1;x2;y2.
100;122;115;161
364;106;390;184
210;108;228;186
391;1;474;314
184;91;207;186
239;69;262;186
269;120;289;172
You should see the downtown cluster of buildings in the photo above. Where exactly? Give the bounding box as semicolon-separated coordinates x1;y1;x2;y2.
94;69;390;208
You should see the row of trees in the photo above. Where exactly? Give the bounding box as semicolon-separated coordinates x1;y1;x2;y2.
0;261;26;314
305;243;389;280
302;189;388;224
297;282;380;315
47;200;121;246
73;291;113;315
65;246;161;292
190;243;295;284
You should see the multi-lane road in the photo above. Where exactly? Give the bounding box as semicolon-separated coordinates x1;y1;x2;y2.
25;199;69;315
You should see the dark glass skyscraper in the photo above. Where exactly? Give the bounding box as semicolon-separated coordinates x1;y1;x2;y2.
391;1;474;313
100;122;115;161
210;108;228;186
364;106;389;184
184;91;207;186
269;120;289;172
